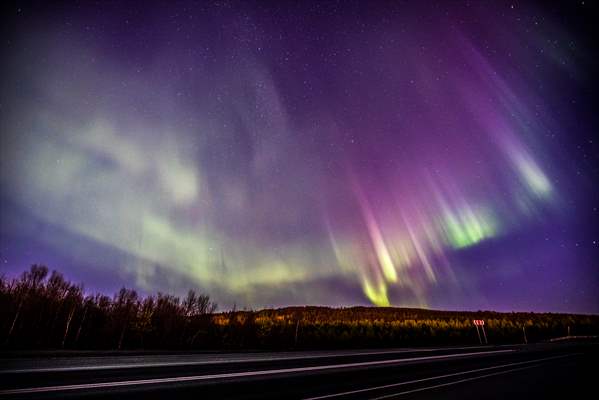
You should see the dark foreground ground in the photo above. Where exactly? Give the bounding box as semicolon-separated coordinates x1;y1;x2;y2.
0;340;596;399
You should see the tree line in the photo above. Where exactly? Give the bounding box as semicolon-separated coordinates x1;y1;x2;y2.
1;265;217;349
1;265;598;350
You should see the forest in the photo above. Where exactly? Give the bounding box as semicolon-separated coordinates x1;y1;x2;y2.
2;265;598;350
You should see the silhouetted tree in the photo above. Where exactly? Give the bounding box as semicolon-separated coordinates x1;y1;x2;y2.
113;288;138;350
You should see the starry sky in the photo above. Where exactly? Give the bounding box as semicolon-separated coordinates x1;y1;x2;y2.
1;1;598;313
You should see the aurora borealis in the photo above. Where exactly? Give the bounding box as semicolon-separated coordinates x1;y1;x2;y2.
1;1;598;312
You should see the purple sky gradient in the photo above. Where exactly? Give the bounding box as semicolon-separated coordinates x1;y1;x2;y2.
1;0;597;312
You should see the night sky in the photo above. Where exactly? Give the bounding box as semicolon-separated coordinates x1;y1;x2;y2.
1;1;598;313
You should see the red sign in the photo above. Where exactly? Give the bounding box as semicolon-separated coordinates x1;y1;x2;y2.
473;319;485;326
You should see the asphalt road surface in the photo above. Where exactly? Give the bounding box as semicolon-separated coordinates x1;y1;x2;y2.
0;341;596;399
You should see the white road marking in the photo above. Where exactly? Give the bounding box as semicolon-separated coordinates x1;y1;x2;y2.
1;345;500;374
0;349;514;395
304;353;577;399
369;365;542;399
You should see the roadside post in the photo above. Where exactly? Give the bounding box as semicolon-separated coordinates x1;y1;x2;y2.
481;320;488;344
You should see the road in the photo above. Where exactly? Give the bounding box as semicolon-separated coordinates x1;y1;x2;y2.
0;341;596;399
